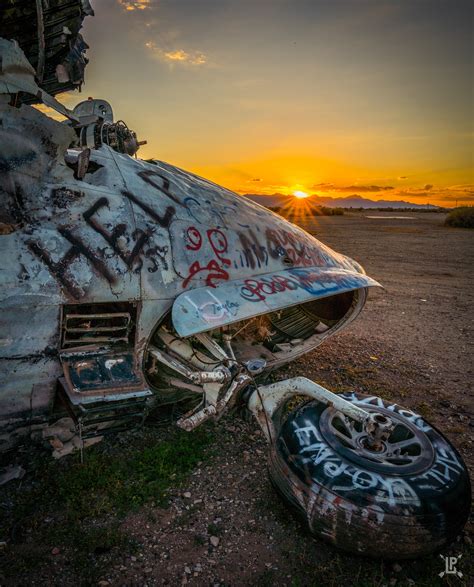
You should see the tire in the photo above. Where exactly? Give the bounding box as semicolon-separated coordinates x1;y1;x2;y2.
268;392;471;559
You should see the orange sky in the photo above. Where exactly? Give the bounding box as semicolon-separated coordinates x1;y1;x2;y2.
47;1;474;207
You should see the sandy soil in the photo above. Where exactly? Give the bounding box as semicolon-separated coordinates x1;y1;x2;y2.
3;211;473;586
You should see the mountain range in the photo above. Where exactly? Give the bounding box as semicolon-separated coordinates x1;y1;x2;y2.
242;193;437;210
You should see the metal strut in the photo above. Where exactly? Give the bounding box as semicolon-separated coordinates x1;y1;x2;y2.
248;376;394;444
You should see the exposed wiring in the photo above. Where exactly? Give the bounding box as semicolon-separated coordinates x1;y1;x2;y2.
226;317;257;340
189;348;220;366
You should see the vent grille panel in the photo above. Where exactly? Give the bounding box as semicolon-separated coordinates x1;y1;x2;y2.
61;303;136;348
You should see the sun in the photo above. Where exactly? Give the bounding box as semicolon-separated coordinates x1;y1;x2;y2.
293;190;309;199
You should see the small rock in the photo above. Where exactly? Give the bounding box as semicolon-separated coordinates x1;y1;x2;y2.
183;492;192;499
51;547;60;556
184;566;191;574
210;536;220;547
98;582;109;587
464;535;472;545
130;556;137;562
389;578;397;586
392;563;402;573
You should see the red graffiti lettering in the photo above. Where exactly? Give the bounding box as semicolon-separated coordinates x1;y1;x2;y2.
207;228;231;266
182;226;231;288
182;259;229;288
186;226;202;250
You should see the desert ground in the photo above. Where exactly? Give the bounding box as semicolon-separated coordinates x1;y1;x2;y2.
1;211;472;586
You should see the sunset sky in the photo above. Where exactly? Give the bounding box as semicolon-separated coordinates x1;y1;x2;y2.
61;0;472;206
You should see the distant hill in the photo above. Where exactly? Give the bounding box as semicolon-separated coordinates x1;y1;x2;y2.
243;193;437;210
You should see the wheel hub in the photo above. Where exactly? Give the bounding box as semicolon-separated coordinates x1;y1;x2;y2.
358;435;387;453
319;404;435;474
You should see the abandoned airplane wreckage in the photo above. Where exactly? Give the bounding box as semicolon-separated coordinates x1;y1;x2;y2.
0;0;470;559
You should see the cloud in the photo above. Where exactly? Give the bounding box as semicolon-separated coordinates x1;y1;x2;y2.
398;176;408;180
118;0;151;11
249;178;262;182
450;183;474;190
145;41;207;65
448;184;474;194
394;184;474;203
334;185;394;192
312;183;394;193
312;182;334;189
440;194;474;202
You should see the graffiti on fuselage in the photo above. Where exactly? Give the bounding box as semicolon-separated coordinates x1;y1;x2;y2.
27;226;118;299
182;226;231;288
139;168;252;230
27;182;174;299
238;268;351;302
237;227;332;271
178;224;335;290
27;163;337;297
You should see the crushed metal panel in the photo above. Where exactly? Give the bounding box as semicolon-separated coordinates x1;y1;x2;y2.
0;38;80;120
61;347;141;392
0;0;94;100
171;266;381;337
57;376;152;406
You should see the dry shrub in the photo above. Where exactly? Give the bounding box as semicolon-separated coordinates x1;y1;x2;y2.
445;207;474;228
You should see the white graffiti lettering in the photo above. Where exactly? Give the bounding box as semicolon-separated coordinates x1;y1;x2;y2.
292;421;322;446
